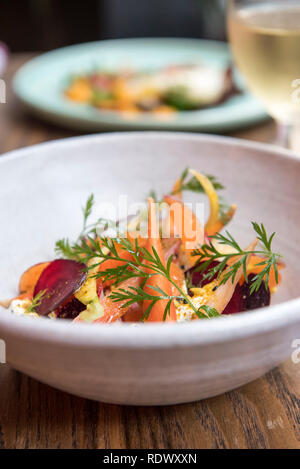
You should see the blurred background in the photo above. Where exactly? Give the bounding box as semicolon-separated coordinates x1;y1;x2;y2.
0;0;226;52
0;0;279;152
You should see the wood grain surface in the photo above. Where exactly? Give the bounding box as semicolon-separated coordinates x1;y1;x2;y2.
0;55;299;450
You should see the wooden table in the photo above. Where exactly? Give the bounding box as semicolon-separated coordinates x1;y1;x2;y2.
0;55;299;450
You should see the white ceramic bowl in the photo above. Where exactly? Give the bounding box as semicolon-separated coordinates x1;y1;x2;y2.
0;132;299;405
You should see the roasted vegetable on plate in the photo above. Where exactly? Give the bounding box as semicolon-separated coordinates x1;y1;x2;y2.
65;64;239;117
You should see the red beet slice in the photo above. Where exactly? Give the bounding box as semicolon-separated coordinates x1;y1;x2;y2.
186;264;270;314
223;274;270;315
186;261;220;289
34;259;87;316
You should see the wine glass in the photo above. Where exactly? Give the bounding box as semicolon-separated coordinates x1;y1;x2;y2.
227;0;300;150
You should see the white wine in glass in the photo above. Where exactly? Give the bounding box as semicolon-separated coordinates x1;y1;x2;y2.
227;0;300;149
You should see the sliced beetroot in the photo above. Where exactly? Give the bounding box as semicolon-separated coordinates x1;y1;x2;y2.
221;282;244;314
55;297;86;319
223;274;270;315
34;259;87;316
186;261;220;289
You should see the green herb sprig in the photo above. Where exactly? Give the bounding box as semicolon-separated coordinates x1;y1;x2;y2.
55;194;281;322
192;222;281;294
25;290;46;314
57;232;220;320
56;200;220;322
82;193;94;233
56;194;115;260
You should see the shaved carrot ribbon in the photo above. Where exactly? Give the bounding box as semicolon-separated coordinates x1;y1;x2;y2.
142;198;176;322
164;195;204;251
188;169;236;236
171;176;183;199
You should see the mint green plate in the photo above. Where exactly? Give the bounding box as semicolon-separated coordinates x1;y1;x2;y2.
13;38;268;132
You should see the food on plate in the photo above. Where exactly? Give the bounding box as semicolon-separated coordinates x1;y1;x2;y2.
65;64;239;116
5;168;283;323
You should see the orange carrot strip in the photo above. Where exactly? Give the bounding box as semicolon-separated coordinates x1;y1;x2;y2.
169;263;184;297
164;195;204;251
98;248;135;287
142;198;176;322
126;232;147;248
122;302;143;322
171;177;183;200
96;236;147;287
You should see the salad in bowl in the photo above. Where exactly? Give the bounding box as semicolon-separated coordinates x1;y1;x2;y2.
5;168;283;324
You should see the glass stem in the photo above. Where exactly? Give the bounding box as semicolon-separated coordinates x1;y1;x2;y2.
276;122;292;148
276;122;300;154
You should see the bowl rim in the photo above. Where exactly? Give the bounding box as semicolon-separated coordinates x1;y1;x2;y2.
0;131;299;349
